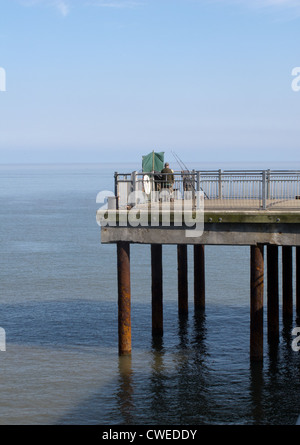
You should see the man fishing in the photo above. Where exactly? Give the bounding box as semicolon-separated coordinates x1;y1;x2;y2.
161;162;174;192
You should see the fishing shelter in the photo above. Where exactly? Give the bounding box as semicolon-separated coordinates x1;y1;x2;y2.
142;151;164;173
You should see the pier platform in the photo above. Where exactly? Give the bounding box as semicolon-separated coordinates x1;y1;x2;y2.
98;170;300;361
100;208;300;246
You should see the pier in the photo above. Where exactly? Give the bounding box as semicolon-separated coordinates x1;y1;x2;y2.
97;169;300;361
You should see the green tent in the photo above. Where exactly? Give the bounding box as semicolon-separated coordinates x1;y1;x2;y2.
142;151;165;172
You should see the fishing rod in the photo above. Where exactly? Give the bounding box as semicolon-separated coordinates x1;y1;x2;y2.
171;150;209;199
171;150;188;172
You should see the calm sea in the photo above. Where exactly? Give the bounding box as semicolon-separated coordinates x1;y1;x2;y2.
1;162;300;425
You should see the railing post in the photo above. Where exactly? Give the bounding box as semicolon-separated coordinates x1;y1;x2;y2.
262;170;267;210
266;169;271;200
192;169;196;208
131;171;137;192
196;171;200;193
131;171;138;206
218;169;222;199
114;171;119;210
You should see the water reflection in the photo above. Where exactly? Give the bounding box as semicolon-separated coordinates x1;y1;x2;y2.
54;307;300;425
178;313;189;349
249;361;264;424
114;308;300;425
191;310;208;355
117;355;134;424
116;310;212;425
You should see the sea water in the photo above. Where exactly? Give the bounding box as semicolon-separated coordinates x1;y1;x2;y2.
1;162;300;425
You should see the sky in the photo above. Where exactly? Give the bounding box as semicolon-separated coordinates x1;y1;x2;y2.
0;0;300;164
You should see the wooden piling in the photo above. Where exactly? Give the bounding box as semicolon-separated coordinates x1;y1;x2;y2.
177;244;188;315
117;242;131;355
250;244;264;361
282;246;293;320
267;245;279;341
194;244;205;312
151;244;163;336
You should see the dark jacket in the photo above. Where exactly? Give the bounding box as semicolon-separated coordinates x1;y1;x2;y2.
161;168;174;187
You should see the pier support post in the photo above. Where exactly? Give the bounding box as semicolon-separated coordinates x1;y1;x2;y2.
194;244;205;312
250;244;264;361
267;245;279;341
117;242;131;355
297;247;300;317
282;246;293;320
151;244;163;336
177;244;188;315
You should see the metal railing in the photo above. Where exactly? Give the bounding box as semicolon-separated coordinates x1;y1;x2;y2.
112;170;300;211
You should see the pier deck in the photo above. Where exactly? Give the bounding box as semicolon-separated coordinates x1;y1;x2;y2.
99;207;300;246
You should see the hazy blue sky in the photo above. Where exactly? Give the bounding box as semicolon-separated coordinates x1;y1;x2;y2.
1;0;300;164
